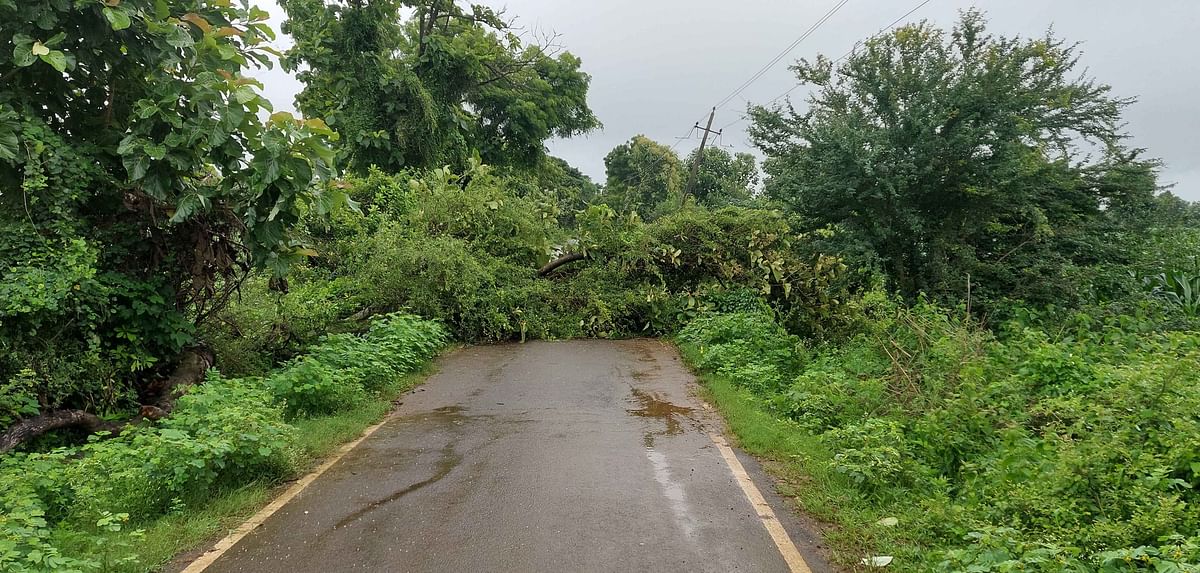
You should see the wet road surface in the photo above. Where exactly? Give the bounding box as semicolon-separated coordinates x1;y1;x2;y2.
199;340;832;573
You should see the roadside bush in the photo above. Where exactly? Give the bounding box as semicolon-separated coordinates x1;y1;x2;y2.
362;313;451;374
678;299;1200;570
0;371;293;569
268;313;448;417
0;484;97;573
66;374;293;522
0;313;447;569
825;418;919;495
268;358;366;419
678;312;805;389
298;314;449;395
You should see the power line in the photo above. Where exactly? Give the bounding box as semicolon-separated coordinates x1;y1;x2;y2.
607;0;932;196
713;0;936;136
832;0;933;64
761;0;934;108
614;0;850;186
711;0;851;111
717;115;747;133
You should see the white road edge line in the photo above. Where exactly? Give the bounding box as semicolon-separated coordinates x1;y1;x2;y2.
180;417;392;573
708;431;814;573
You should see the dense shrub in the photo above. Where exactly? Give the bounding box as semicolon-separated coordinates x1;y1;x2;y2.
0;313;446;569
678;298;1200;571
267;313;447;418
0;373;293;571
268;358;366;419
678;312;805;395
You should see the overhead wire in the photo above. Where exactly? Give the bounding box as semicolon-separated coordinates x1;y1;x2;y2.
761;0;934;108
712;0;936;136
606;0;932;194
610;0;849;187
711;0;851;111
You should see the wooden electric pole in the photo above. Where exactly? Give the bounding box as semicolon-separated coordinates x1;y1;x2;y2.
683;107;721;203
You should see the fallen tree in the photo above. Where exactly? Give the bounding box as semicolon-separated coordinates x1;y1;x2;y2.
538;252;589;276
0;347;215;454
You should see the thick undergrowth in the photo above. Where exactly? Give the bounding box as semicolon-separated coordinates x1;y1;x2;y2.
678;297;1200;571
4;2;1200;571
0;314;446;572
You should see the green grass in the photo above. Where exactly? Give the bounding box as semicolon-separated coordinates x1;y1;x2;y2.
677;342;926;571
53;364;440;573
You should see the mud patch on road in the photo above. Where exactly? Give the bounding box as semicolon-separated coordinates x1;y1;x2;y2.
627;388;694;447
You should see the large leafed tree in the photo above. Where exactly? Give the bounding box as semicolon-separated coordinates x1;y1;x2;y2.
280;0;601;173
0;0;344;448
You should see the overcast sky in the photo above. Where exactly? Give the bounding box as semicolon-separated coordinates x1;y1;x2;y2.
254;0;1200;200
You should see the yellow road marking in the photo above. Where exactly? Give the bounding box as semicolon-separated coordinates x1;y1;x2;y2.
180;417;392;573
709;431;814;573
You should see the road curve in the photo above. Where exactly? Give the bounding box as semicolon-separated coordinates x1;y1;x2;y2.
194;339;833;573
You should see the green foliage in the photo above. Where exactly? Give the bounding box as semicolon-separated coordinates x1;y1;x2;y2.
679;296;1200;570
678;312;803;395
205;161;848;345
4;4;1192;571
825;418;918;495
268;358;366;418
0;372;292;573
525;156;602;226
0;488;97;573
684;147;759;208
748;11;1162;311
1143;271;1200;317
601;135;685;219
0;370;41;428
269;313;448;418
0;313;445;568
280;0;599;173
0;0;343;422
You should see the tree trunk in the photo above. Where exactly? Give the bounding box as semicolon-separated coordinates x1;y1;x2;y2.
137;346;215;420
0;346;215;454
0;410;124;453
538;252;588;276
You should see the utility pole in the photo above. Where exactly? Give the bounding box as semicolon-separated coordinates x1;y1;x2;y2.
684;107;721;203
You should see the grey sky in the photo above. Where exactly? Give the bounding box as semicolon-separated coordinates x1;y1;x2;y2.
254;1;1200;200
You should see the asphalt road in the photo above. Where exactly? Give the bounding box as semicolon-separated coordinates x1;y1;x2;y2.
196;339;832;573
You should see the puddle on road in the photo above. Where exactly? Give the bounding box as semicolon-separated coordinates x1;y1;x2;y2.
626;388;694;447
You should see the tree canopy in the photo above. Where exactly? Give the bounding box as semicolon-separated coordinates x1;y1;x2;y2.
748;11;1160;308
684;147;759;207
0;0;341;419
601;136;762;219
280;0;601;174
601;135;685;219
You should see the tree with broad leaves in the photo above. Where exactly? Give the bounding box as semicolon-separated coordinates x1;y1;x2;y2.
0;0;347;450
280;0;601;174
